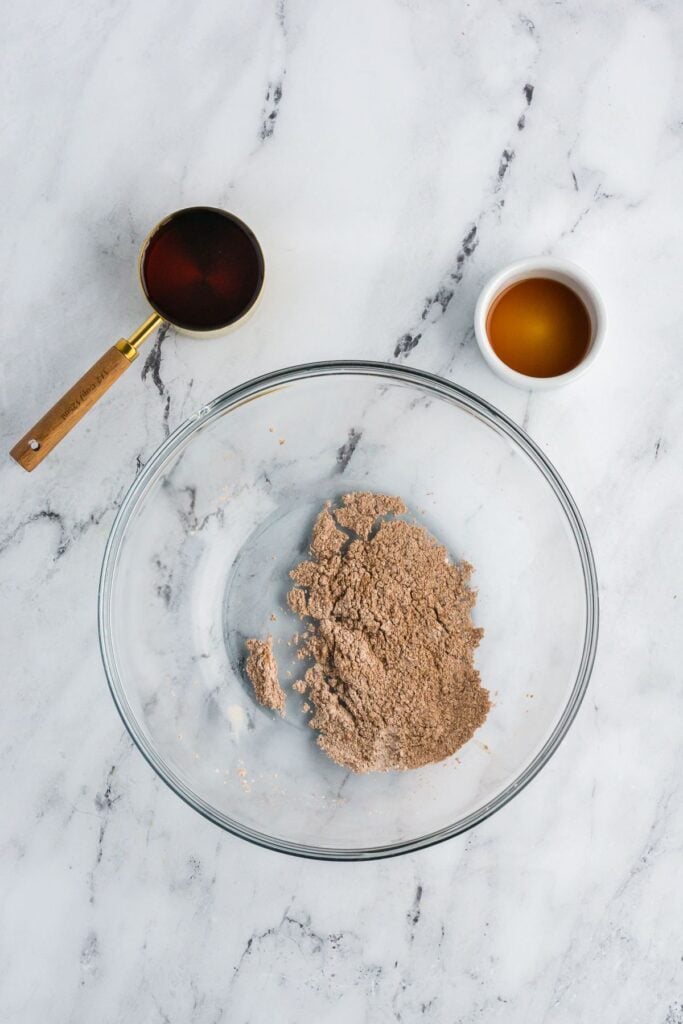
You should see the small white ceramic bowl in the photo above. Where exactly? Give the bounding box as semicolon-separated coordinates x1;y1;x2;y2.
474;257;606;390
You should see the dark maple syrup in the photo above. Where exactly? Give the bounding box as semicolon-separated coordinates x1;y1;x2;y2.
486;277;591;378
141;207;264;331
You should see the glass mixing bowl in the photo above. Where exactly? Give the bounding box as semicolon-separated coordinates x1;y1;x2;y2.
99;362;598;860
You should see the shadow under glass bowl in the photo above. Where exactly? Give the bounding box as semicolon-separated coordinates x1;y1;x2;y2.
98;361;598;860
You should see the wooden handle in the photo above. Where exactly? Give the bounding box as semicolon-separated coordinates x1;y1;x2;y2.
10;345;132;472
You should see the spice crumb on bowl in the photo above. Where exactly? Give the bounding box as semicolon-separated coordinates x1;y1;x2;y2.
244;637;286;716
245;492;489;772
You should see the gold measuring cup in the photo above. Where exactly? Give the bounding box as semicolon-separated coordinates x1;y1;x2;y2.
11;206;264;472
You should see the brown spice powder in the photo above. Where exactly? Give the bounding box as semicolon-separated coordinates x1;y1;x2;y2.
244;637;286;716
286;492;490;772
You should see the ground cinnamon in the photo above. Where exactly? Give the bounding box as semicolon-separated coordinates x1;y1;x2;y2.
244;637;285;716
246;492;489;772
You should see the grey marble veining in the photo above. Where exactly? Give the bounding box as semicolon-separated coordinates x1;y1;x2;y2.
1;1;682;1021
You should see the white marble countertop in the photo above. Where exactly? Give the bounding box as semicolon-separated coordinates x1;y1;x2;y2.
2;2;682;1021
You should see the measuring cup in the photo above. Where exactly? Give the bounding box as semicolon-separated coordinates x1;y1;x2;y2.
10;206;265;472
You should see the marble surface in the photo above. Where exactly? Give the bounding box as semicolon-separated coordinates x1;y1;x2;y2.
1;0;682;1020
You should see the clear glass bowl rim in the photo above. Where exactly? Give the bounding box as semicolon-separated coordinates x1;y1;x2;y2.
98;360;599;861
